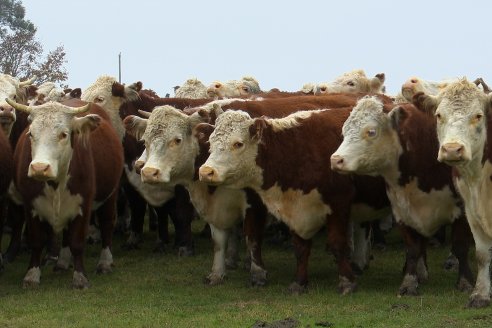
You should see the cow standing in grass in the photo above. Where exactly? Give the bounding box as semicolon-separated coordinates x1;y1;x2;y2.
8;98;123;288
330;96;473;296
415;79;492;308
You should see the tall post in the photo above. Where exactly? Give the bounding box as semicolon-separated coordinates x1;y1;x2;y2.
118;52;122;83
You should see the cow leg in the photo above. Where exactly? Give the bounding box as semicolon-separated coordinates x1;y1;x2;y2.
244;190;267;287
68;214;90;289
205;224;229;285
23;213;47;288
351;221;372;274
96;193;117;274
153;204;170;253
43;226;60;265
4;201;25;262
225;224;240;270
171;185;194;257
398;224;426;296
54;230;72;271
326;210;356;295
0;197;6;271
288;232;311;295
467;225;492;308
450;216;474;292
122;183;146;250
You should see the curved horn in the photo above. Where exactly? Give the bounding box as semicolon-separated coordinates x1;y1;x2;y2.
5;98;31;113
138;110;151;118
63;103;91;115
18;75;37;87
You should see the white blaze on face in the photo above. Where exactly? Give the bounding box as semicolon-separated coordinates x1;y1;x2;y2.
332;96;401;176
140;106;201;185
435;80;488;164
202;110;262;188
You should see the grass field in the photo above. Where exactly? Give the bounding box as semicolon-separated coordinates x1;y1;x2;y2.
1;221;491;328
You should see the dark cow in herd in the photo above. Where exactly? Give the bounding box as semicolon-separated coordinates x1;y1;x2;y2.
7;98;123;288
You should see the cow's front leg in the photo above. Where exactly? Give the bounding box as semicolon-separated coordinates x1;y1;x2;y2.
467;226;492;308
398;224;426;296
96;192;117;274
205;224;229;285
288;232;311;295
244;192;267;287
68;212;90;289
23;211;48;288
450;216;474;292
54;230;71;271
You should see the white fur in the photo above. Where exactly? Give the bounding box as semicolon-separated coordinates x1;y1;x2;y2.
56;246;72;270
23;267;41;285
124;164;174;206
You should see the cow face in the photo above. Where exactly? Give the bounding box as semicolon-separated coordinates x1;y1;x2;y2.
7;99;100;181
124;106;206;184
401;77;452;102
430;79;490;165
331;97;400;176
207;77;260;99
315;70;385;95
199;110;263;188
174;78;208;99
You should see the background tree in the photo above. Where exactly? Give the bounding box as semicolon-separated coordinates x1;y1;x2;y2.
0;0;68;87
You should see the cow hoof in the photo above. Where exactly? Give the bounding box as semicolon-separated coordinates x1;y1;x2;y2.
96;263;113;274
399;274;419;296
225;258;239;270
287;282;307;295
23;267;41;288
467;295;490;308
204;273;225;286
456;277;473;293
443;254;459;272
178;246;194;257
338;276;357;295
72;271;91;289
152;242;167;254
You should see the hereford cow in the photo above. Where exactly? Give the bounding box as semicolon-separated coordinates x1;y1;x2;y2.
0;129;13;271
174;78;208;99
28;82;81;105
414;79;492;308
7;97;123;288
330;96;473;296
207;76;261;99
313;70;386;95
198;108;390;294
124;105;268;286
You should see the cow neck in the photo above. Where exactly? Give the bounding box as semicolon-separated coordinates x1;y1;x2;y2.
108;109;125;141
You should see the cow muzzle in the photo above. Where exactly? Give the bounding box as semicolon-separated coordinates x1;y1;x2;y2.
29;162;55;181
134;159;145;175
438;142;466;164
141;166;163;184
330;155;348;173
199;165;222;184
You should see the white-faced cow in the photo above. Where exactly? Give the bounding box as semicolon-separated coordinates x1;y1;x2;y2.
207;76;261;99
199;108;390;294
8;98;123;288
330;96;473;296
313;70;386;95
174;78;208;99
124;105;268;286
414;79;492;308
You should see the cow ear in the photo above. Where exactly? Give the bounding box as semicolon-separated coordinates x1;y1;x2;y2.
388;106;406;130
249;117;267;141
193;123;215;144
112;82;125;98
72;114;101;135
370;73;385;92
69;88;82;99
123;115;147;140
412;92;439;115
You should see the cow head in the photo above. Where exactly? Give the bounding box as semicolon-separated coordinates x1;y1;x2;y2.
331;96;401;176
82;76;142;140
6;98;101;181
0;74;36;136
124;106;209;184
174;78;208;99
207;77;260;99
314;70;386;95
416;79;491;166
401;77;452;102
199;110;264;188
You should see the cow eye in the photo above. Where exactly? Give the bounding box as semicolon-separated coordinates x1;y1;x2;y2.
12;95;17;100
366;129;377;137
174;138;182;145
59;132;68;140
215;84;221;88
233;141;243;149
95;96;104;103
476;114;483;120
435;113;441;120
347;81;355;87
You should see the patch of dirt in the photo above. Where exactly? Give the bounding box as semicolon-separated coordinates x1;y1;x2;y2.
252;318;300;328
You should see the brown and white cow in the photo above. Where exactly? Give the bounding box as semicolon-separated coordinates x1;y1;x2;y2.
8;98;123;288
124;105;268;286
174;78;208;99
414;79;492;308
207;76;261;99
0;129;13;271
313;70;386;95
330;96;473;295
198;108;390;294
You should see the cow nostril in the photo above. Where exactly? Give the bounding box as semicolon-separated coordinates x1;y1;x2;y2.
337;158;344;165
410;79;418;84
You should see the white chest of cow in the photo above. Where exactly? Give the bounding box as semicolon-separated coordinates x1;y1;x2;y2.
32;182;83;234
386;178;461;237
187;182;248;230
125;164;174;207
258;184;332;240
455;161;492;238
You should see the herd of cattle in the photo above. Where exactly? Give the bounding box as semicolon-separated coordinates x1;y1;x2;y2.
0;69;491;309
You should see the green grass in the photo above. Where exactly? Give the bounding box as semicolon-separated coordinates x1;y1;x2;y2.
1;222;491;328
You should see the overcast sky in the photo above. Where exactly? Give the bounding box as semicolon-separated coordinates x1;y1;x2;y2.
21;0;492;96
